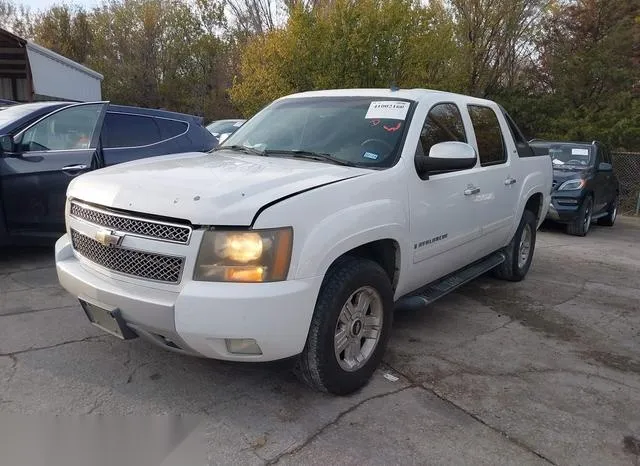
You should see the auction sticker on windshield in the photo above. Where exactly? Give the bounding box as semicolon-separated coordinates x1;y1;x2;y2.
572;148;589;156
365;101;409;120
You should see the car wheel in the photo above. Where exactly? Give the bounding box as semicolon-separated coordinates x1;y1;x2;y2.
493;209;537;282
295;256;393;395
566;195;593;236
598;196;618;226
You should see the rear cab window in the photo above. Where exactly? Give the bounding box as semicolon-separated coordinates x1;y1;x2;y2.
468;105;506;166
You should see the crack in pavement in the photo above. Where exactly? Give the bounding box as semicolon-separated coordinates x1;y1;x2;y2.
0;304;80;319
86;396;105;415
425;361;640;393
384;361;557;465
0;335;105;357
264;385;414;465
3;354;18;385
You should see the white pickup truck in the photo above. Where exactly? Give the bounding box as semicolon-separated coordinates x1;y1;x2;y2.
55;89;552;395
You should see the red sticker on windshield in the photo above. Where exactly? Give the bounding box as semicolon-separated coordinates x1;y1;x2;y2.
383;122;402;132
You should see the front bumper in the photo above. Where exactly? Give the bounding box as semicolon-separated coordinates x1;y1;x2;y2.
55;234;323;361
546;195;582;223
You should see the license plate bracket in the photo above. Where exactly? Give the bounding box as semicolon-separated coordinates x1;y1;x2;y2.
79;300;137;340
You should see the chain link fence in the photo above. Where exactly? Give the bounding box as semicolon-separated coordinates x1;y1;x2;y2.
613;152;640;216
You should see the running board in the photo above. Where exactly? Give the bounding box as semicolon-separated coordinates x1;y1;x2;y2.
397;251;506;308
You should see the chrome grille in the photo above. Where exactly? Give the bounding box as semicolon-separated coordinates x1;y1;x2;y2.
70;201;191;244
71;230;184;283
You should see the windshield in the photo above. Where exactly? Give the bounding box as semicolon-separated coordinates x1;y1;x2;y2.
220;97;413;168
206;120;244;135
543;144;594;168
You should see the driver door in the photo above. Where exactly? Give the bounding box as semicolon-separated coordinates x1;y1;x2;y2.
0;102;108;237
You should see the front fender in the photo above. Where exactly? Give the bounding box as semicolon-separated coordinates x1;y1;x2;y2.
294;199;407;279
251;168;409;282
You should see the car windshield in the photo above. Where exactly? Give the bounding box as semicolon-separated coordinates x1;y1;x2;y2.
544;144;594;168
206;120;244;135
219;97;413;168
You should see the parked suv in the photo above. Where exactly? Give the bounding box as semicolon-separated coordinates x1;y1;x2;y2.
0;101;217;245
530;140;619;236
56;89;552;394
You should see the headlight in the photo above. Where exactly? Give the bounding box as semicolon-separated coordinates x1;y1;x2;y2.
194;228;293;282
557;179;585;191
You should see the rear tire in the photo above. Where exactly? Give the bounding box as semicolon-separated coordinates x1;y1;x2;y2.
295;256;393;395
493;209;537;282
566;195;592;236
597;196;618;226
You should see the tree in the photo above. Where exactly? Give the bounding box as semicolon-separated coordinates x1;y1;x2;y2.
529;0;640;148
0;0;34;37
33;5;93;64
230;0;458;116
450;0;550;96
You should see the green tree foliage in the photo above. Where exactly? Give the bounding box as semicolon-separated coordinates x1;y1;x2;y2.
528;0;640;149
3;0;638;148
27;0;235;120
230;0;458;116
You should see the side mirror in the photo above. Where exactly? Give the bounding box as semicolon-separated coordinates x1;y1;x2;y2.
0;134;14;154
598;162;613;172
416;141;477;176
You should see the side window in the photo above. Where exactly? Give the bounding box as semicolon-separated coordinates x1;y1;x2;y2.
502;110;534;157
468;105;506;166
156;118;188;140
416;103;466;156
20;104;103;152
101;113;162;148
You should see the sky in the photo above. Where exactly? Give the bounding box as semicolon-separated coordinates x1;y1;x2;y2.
22;0;100;12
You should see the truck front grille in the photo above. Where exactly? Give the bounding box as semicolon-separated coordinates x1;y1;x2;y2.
70;201;191;244
71;230;184;283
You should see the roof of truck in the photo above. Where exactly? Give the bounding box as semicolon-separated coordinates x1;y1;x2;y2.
282;88;495;105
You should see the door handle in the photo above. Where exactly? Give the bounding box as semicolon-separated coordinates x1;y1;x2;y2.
504;177;517;185
61;164;88;174
464;186;480;196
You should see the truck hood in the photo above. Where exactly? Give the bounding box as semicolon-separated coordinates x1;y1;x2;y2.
68;151;370;225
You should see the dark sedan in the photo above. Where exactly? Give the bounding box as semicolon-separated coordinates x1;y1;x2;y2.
0;101;217;245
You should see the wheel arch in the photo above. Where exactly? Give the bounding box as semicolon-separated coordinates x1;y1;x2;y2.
327;239;401;292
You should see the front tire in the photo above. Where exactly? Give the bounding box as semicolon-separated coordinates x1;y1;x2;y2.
295;256;393;395
566;195;593;236
493;209;537;282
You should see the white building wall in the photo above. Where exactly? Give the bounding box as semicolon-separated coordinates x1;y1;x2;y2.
26;42;103;102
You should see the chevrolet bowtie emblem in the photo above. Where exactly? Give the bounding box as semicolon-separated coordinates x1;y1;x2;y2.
95;229;124;247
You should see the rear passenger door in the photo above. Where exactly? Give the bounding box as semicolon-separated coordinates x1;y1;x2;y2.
100;112;189;166
467;104;520;253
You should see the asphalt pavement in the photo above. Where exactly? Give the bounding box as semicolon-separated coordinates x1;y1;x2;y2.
1;218;639;465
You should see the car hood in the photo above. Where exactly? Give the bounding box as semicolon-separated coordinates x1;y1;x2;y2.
552;167;591;186
68;151;370;225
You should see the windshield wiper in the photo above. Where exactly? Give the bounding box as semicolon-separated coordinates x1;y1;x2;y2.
215;144;266;156
264;150;357;167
